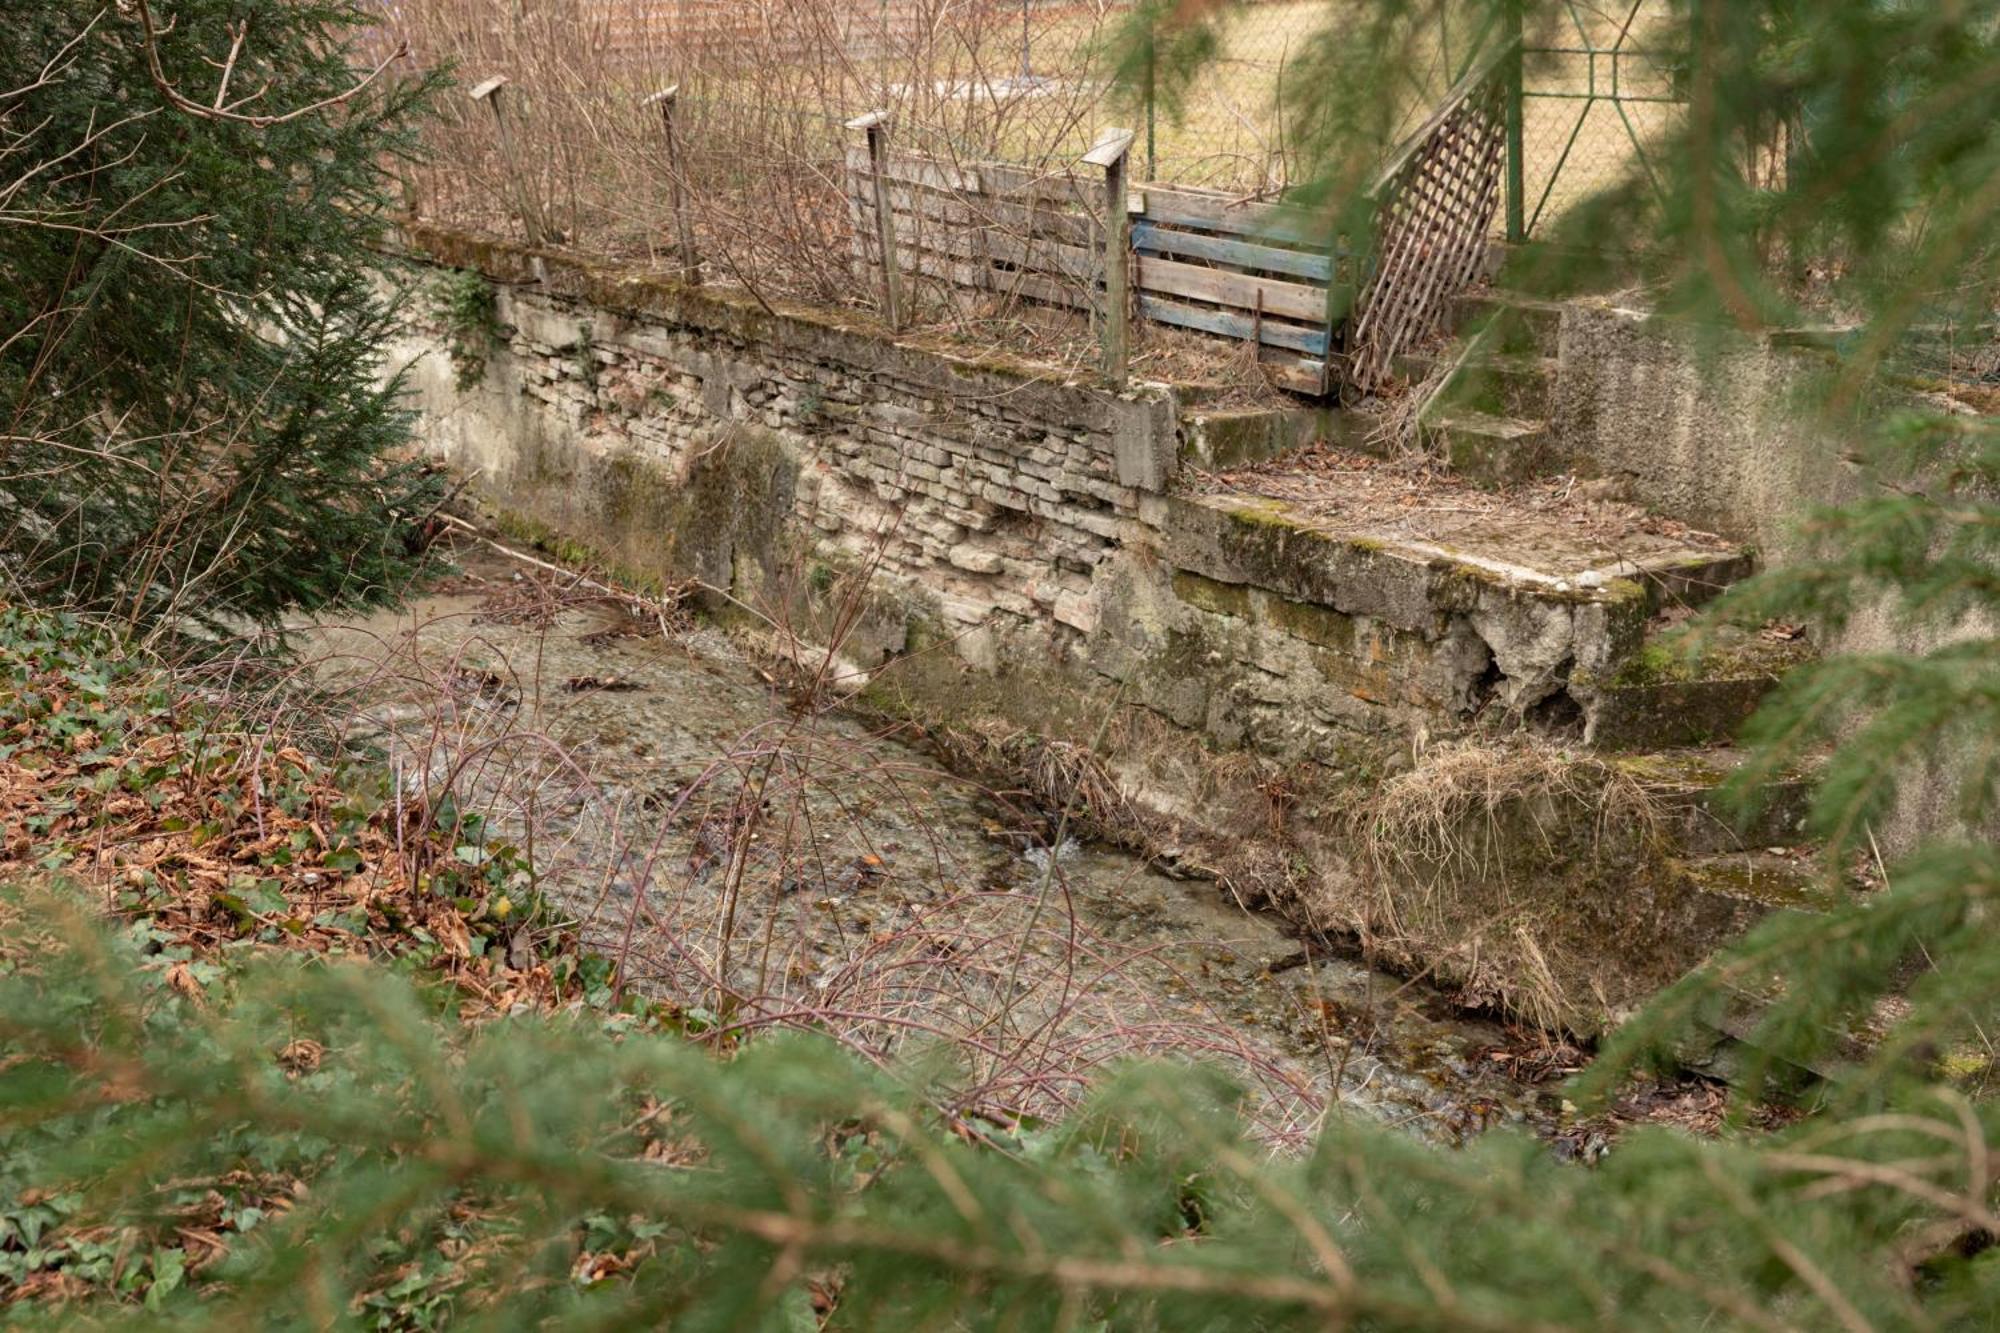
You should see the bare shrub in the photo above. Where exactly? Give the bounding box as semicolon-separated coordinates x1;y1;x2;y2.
388;0;1129;309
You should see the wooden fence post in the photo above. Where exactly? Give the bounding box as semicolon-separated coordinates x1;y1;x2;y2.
845;110;902;332
469;76;544;247
642;86;701;286
1083;127;1137;388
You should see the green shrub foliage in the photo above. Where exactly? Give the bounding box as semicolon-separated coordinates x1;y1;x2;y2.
0;892;1994;1329
0;1;443;631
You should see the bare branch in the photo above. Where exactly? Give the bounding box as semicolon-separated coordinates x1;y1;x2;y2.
129;0;409;129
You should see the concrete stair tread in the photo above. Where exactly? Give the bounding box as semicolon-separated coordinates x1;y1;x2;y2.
1581;624;1813;751
1427;409;1546;438
1680;850;1832;911
1180;484;1748;611
1450;292;1566;356
1616;743;1813;787
1400;349;1558;376
1459;351;1556;374
1616;745;1819;853
1424;410;1564;489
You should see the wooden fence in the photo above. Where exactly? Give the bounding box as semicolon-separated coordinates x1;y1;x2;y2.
1131;189;1344;394
841;64;1502;398
839;44;1508;398
844;128;1348;394
842;144;1106;321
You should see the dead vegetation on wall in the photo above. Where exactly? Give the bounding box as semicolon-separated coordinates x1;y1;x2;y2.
1316;739;1676;1031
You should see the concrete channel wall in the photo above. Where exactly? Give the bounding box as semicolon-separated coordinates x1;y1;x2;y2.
392;226;1514;766
387;226;1820;1042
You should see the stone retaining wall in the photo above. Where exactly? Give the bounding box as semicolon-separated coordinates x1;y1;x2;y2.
398;225;1184;663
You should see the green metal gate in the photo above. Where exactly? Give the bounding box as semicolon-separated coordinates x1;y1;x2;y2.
1500;0;1688;242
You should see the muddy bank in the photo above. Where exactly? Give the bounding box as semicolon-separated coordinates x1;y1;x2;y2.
301;539;1570;1146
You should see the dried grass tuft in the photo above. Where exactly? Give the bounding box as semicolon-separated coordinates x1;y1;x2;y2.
1332;738;1674;1030
1363;350;1457;463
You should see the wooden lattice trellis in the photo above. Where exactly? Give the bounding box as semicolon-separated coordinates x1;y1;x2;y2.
1346;62;1507;393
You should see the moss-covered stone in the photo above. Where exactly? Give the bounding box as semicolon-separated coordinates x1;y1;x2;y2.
1264;594;1358;652
1171;570;1256;620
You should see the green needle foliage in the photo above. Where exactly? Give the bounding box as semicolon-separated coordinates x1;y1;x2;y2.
1;889;1996;1330
1584;413;2000;1104
1116;0;2000;1306
1126;0;2000;1077
1;0;444;633
3;2;1999;1326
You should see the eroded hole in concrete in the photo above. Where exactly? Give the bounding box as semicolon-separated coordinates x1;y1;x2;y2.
1462;655;1506;718
1525;688;1585;737
1447;628;1504;717
1522;657;1586;738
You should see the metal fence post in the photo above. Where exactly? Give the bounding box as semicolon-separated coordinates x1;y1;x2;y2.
1503;0;1526;243
1144;14;1158;181
1084;127;1137;388
469;76;544;247
845;110;902;332
643;86;701;286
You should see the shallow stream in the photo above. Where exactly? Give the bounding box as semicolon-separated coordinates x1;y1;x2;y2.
304;540;1559;1147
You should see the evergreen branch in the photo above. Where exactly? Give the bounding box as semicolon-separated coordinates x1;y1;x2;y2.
127;0;410;130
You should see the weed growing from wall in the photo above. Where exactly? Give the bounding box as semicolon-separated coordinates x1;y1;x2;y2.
430;268;505;392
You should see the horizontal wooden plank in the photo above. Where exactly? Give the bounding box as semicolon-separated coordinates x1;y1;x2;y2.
873;238;1095;312
857;187;1086;269
1263;359;1328;395
869;183;973;228
850;169;1098;249
977;161;1102;214
845;146;980;194
985;229;1097;286
885;211;1098;286
965;193;1098;248
1131;221;1333;282
1135;255;1328;323
1138;186;1324;246
876;181;1095;248
987;264;1095;311
1137;294;1330;357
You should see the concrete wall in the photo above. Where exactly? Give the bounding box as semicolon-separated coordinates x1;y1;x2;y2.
1551;301;1865;550
395;226;1183;663
1549;301;1994;860
391;227;1536;769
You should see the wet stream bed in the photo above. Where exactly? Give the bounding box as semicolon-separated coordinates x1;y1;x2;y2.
303;538;1570;1148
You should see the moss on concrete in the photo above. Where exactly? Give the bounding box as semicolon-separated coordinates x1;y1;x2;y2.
1171;571;1256;620
1264;594;1358;652
488;507;674;599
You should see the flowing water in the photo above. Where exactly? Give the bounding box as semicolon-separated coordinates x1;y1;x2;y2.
304;539;1560;1147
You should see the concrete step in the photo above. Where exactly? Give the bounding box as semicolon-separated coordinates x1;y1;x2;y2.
1442;352;1558;421
1428;410;1565;487
1177;405;1368;471
1579;624;1811;751
1681;850;1832;911
1449;292;1565;357
1398;350;1558;422
1626;550;1759;615
1161;479;1760;734
1616;747;1818;855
